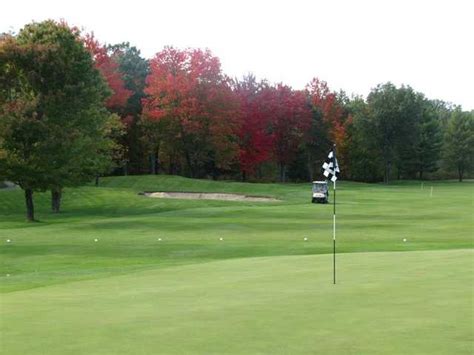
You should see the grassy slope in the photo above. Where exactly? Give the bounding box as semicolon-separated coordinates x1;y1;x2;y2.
0;176;472;293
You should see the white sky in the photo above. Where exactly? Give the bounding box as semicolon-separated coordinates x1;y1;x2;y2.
2;0;473;109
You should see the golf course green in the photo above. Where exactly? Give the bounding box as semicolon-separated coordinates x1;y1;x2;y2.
1;176;473;354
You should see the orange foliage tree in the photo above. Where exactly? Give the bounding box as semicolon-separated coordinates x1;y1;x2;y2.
142;47;239;178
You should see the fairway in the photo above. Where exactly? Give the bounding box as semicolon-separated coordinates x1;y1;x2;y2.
0;176;473;354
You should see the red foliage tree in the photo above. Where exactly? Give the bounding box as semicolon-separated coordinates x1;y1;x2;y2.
234;76;274;180
306;78;346;148
83;34;131;110
142;47;239;178
265;84;312;182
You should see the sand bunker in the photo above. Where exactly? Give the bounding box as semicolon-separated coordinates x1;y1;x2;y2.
143;192;279;202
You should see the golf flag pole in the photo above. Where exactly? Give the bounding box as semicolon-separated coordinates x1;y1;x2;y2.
332;145;336;285
322;144;339;284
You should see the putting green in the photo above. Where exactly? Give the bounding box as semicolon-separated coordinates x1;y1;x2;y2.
1;249;472;354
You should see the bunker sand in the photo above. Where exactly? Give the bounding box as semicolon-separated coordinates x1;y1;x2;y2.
143;191;279;202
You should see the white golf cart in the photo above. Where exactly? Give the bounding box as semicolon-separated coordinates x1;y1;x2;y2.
311;181;328;203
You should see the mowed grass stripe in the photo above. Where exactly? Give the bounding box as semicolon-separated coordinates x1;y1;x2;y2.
0;177;472;293
1;249;472;354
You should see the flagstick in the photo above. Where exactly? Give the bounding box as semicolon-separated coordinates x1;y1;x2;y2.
333;178;336;285
323;145;338;285
332;143;337;285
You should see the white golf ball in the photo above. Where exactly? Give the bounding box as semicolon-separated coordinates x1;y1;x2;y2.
158;238;162;241
304;237;308;241
403;238;407;242
6;239;11;243
94;238;98;242
219;237;223;241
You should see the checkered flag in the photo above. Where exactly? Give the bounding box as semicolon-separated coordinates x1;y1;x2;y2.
322;149;339;182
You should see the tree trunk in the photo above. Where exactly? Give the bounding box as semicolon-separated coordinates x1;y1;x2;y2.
95;175;99;187
458;164;463;182
179;126;195;178
419;170;424;180
169;153;180;175
384;160;392;184
51;187;62;213
150;153;156;175
212;166;218;181
155;145;160;175
307;158;314;182
279;163;286;183
25;188;35;222
168;154;174;175
184;150;195;178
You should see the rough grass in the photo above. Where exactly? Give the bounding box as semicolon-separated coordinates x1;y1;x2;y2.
0;176;472;354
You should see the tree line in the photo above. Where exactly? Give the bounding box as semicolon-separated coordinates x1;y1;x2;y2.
1;20;473;221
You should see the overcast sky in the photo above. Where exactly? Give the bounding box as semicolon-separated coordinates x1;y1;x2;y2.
2;0;473;109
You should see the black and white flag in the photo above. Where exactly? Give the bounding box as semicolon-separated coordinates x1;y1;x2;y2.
322;150;339;182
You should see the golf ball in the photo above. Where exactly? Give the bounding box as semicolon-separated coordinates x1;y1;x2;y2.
94;238;98;242
6;239;11;243
403;238;407;242
219;237;223;241
304;237;308;241
158;238;162;241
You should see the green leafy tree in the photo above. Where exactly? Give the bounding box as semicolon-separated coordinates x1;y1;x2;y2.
302;103;330;181
0;91;49;220
367;83;423;183
414;100;443;179
0;21;116;220
107;43;149;174
442;109;474;181
345;97;384;182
